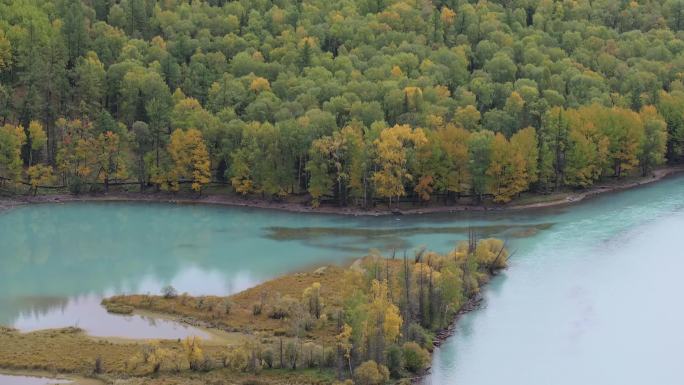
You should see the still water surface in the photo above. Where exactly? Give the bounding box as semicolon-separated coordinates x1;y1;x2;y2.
1;176;683;383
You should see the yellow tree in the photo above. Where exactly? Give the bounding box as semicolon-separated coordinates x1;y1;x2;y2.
250;76;271;93
510;126;539;186
403;87;423;112
372;124;427;206
362;279;402;363
336;323;353;378
0;124;26;184
601;106;644;177
93;131;128;192
27;121;47;167
486;133;527;203
564;106;609;187
302;282;323;319
27;164;54;196
181;336;204;371
168;128;211;193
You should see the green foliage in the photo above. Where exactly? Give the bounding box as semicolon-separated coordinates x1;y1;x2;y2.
0;0;679;204
401;342;429;374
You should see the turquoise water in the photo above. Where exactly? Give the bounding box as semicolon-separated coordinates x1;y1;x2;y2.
1;176;683;383
424;177;684;385
0;198;546;338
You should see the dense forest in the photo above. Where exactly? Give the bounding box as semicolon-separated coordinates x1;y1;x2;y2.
1;0;684;206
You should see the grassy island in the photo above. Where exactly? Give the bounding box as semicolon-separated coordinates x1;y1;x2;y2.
0;235;508;385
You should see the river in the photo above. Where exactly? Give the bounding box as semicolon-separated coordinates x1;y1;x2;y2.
1;176;683;383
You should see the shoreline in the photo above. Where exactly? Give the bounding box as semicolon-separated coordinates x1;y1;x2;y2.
0;368;103;385
2;165;682;216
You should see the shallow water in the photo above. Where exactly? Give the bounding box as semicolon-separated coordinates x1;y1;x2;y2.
0;374;71;384
423;178;684;385
1;176;683;382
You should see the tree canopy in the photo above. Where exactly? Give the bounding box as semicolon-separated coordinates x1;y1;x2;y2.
0;0;681;204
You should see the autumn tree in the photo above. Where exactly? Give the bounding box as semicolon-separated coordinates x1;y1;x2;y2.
92;130;128;192
564;107;610;188
27;164;54;195
166;128;211;193
27;121;47;167
0;124;26;184
486;133;527;203
372;124;427;206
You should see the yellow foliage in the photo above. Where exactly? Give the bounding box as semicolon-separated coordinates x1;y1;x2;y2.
365;280;402;343
168;128;211;192
181;336;203;371
475;238;509;269
28;121;47;153
354;360;390;385
486;133;528;203
27;164;54;195
414;175;433;201
440;7;457;25
250;77;271;93
372;124;428;203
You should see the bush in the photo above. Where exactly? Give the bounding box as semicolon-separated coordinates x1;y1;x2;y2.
407;322;433;349
161;285;178;299
323;347;336;368
252;302;262;316
198;353;214;371
229;347;249;372
268;295;298;319
402;342;430;373
262;347;274;368
220;298;233;315
354;360;390;385
385;345;403;378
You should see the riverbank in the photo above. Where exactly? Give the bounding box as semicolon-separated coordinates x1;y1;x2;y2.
2;165;682;216
0;369;102;385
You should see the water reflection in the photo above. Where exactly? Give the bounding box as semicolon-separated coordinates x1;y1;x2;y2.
11;294;209;339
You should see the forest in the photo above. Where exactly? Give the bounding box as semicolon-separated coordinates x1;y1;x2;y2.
1;0;684;206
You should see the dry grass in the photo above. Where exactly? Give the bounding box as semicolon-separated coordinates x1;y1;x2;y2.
0;327;137;374
103;265;360;345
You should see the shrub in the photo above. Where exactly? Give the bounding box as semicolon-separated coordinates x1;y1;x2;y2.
198;353;214;371
252;302;263;316
385;344;403;378
407;322;433;349
354;360;390;385
162;285;178;299
268;295;298;319
402;342;430;373
229;347;249;372
220;298;233;315
93;356;103;374
262;347;274;368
